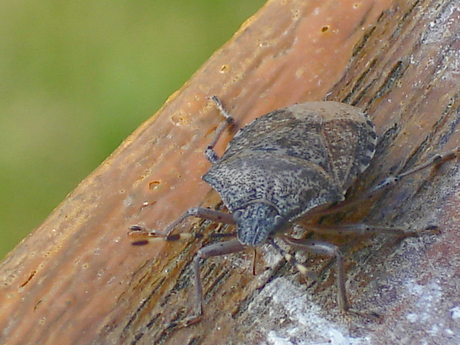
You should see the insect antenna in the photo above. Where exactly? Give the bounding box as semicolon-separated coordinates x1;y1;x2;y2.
128;225;237;246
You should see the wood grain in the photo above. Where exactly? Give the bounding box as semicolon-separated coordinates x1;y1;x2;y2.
1;0;460;344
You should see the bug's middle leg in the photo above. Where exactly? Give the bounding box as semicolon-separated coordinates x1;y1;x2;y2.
277;234;380;319
275;235;350;312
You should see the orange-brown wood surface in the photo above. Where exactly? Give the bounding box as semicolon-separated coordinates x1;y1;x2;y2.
2;0;460;344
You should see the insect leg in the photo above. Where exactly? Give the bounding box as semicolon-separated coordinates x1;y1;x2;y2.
129;207;235;245
363;148;459;196
311;147;460;217
205;96;236;164
299;223;439;237
173;239;245;328
275;236;349;311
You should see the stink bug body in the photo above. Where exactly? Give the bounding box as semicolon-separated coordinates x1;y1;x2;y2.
202;99;377;247
130;97;458;327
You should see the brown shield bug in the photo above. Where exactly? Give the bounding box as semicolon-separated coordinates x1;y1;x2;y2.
130;96;458;327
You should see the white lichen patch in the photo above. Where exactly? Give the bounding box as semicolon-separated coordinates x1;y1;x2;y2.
246;278;371;345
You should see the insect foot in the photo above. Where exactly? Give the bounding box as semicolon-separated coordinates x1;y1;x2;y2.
130;97;459;327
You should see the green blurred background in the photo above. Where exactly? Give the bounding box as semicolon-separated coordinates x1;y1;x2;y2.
0;0;265;260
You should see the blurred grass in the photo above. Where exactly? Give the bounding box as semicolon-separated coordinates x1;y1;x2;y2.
0;0;265;260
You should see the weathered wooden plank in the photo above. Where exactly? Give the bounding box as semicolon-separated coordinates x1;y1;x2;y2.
2;0;460;344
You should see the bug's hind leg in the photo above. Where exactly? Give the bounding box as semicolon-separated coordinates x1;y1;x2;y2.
299;222;440;237
311;147;460;217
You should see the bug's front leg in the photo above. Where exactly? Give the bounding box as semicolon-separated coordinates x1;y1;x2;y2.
171;239;245;328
